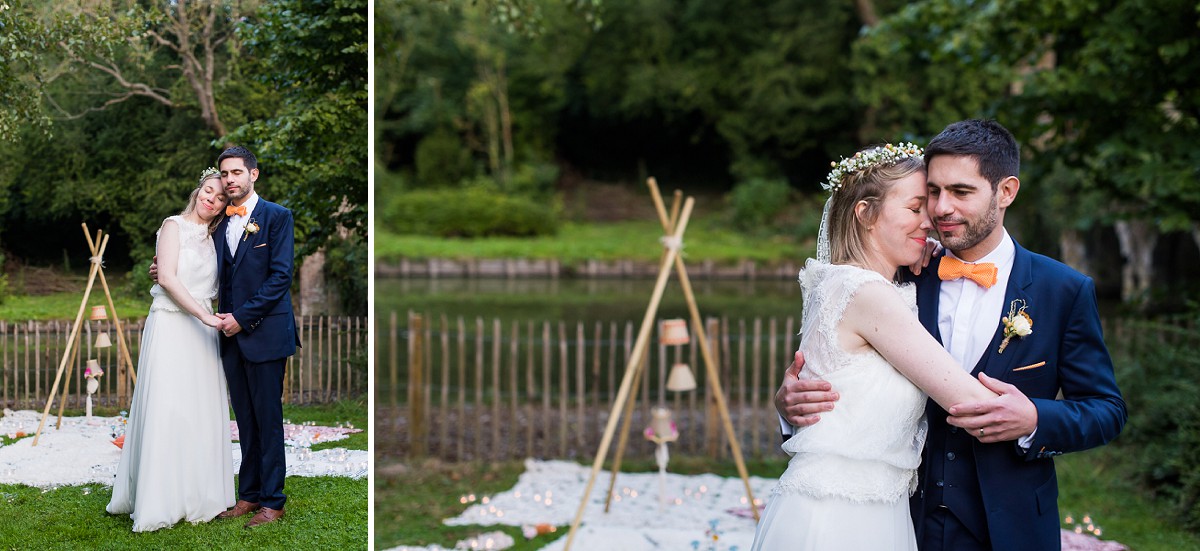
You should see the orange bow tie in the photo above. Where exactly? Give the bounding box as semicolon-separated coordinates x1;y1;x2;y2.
226;205;247;217
938;256;998;289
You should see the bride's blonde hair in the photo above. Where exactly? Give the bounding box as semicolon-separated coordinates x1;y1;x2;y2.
180;168;227;234
825;151;925;268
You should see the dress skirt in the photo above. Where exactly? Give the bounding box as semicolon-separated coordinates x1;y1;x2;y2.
751;491;918;551
106;308;234;531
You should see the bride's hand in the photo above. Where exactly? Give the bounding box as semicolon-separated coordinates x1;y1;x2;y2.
202;314;222;328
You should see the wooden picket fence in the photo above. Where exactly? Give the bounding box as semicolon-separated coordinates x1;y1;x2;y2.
0;315;366;411
377;310;1200;463
377;311;801;462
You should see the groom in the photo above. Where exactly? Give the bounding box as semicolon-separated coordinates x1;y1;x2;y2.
211;146;300;528
775;120;1126;550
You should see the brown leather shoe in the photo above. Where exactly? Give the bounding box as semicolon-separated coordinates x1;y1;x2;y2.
217;500;261;519
244;507;285;528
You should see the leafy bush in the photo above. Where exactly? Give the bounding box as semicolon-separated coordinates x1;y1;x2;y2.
507;161;560;198
383;184;559;238
1112;316;1200;530
728;178;792;232
414;128;472;188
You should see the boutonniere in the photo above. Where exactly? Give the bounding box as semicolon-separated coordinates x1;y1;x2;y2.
242;218;260;242
998;298;1032;354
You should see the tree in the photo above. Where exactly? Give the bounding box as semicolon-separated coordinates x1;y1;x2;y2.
226;0;368;314
2;1;259;140
853;0;1200;306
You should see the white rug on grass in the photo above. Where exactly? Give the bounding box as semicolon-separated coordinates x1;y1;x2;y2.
0;409;367;488
385;459;1129;551
389;458;771;551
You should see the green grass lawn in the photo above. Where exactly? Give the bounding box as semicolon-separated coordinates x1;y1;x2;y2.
0;289;151;322
375;447;1200;551
375;216;813;266
0;398;367;550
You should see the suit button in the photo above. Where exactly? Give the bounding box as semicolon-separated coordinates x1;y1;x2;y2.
950;427;959;434
946;452;956;461
936;480;945;487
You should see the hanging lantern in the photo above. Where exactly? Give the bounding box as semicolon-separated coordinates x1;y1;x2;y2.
84;359;104;379
659;319;690;345
666;363;698;392
644;407;679;443
94;332;112;349
89;305;108;321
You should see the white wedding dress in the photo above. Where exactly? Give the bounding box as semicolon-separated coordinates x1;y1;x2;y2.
106;216;234;532
752;262;927;550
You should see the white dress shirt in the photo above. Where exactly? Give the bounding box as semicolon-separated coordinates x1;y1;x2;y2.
937;229;1036;447
937;228;1015;374
225;191;260;256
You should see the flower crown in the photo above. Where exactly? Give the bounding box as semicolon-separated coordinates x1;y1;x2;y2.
824;142;924;193
197;166;220;186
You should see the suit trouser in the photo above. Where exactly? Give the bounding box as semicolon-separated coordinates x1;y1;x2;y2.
921;506;990;551
222;338;287;510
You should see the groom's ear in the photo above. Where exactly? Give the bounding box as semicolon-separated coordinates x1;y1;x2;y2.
250;167;260;183
996;176;1019;209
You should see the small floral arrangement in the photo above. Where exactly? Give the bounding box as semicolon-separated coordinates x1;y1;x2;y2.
242;218;260;241
998;298;1032;353
84;365;104;379
198;166;219;185
824;142;924;193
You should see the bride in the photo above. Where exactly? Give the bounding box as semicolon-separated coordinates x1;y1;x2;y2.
106;168;235;532
751;144;997;550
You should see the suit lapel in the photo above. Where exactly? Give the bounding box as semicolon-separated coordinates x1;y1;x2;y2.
916;260;943;344
214;216;230;280
973;240;1034;377
230;202;264;277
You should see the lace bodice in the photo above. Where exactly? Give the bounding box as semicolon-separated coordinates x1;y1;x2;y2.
774;260;928;504
149;216;218;313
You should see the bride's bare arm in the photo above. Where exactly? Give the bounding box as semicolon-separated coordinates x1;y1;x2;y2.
841;282;998;409
155;220;220;327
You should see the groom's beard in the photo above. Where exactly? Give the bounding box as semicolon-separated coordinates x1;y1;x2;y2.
935;194;999;253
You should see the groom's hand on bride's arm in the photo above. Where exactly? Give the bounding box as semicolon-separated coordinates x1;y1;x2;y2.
775;350;839;428
946;373;1038;444
908;237;943;276
148;255;159;282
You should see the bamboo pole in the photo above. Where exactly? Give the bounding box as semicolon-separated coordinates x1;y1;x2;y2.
457;316;466;459
409;313;426;458
441;315;450;408
525;320;534;459
83;227;137;399
576;322;586;448
509;320;519;459
390;313;399;415
558;321;568;457
492;318;501;454
563;197;694;551
648;178;759;518
33;233;108;445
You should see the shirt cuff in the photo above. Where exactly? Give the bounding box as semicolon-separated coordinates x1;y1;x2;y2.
1017;428;1037;449
778;414;794;437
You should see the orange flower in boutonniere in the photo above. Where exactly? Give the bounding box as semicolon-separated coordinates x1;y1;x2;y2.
242;218;260;242
998;298;1032;354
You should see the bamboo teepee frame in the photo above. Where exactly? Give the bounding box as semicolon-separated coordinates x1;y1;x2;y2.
32;224;138;446
563;179;759;550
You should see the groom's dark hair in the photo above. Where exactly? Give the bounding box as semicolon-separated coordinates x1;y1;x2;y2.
924;119;1019;190
217;145;258;171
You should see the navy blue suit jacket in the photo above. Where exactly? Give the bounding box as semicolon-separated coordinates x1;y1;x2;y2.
909;238;1126;550
214;198;300;363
